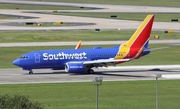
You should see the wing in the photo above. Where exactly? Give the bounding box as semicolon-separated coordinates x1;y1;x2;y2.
83;58;130;67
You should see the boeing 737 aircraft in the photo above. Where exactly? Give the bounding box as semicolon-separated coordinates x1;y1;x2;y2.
13;14;155;74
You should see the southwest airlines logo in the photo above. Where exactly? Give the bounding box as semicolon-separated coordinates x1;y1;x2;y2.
43;52;87;60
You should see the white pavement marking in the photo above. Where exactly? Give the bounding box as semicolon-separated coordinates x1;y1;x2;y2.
162;74;180;79
102;65;180;70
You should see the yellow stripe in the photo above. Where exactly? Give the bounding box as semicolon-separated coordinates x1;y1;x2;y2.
114;14;153;60
124;15;153;47
114;44;129;59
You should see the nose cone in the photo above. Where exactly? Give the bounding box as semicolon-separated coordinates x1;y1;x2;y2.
12;59;20;66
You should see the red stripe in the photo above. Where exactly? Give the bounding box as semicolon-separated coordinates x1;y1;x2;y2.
131;16;154;48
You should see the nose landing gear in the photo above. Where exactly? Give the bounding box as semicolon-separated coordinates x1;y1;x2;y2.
29;70;33;74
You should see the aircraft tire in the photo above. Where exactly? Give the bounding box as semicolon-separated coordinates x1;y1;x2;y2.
88;69;94;74
29;71;33;74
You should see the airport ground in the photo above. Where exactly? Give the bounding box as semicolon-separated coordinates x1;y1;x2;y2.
0;0;180;82
0;65;180;84
0;0;180;109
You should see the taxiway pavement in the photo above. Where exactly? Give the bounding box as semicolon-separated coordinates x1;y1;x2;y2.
0;39;180;47
1;0;180;31
0;65;180;84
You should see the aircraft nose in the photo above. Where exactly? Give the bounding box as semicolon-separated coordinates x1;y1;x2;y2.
12;59;20;66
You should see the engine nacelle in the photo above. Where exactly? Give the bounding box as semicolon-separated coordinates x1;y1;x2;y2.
65;62;85;73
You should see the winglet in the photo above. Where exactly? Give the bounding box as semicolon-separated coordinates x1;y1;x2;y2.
75;40;82;49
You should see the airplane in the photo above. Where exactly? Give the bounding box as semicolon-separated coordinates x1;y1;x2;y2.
13;14;155;74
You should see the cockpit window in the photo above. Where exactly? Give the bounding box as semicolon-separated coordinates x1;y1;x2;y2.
20;56;28;59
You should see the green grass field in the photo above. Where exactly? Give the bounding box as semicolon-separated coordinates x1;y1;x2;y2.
36;0;180;7
0;44;179;68
0;3;87;10
0;80;179;109
0;30;178;43
1;0;180;7
0;15;16;19
23;23;69;27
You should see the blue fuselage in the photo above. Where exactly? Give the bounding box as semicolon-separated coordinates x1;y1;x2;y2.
12;47;150;71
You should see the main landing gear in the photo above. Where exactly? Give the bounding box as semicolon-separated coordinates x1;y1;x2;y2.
87;68;94;74
29;70;33;74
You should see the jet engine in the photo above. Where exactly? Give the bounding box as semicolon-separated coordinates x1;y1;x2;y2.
65;62;85;73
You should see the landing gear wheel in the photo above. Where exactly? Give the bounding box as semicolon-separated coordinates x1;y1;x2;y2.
29;70;33;74
88;69;94;74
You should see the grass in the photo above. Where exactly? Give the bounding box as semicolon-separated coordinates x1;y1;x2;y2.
0;30;132;43
35;0;180;7
1;0;180;7
0;80;180;109
0;15;16;19
23;23;69;27
0;30;179;43
0;3;87;10
51;12;180;22
0;44;179;68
